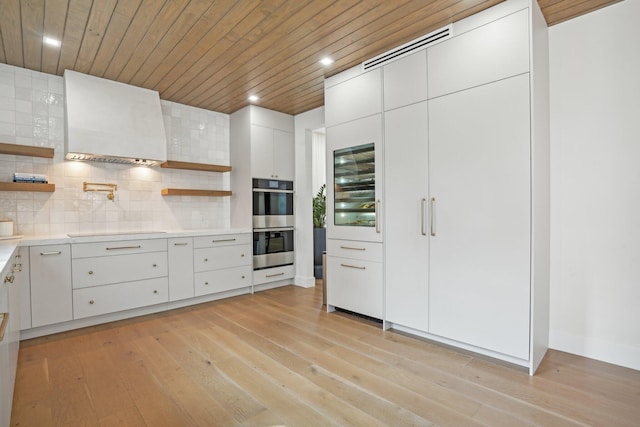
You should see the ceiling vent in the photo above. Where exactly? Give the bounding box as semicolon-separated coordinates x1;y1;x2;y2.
362;25;452;71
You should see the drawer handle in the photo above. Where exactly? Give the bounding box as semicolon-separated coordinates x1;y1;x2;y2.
266;272;284;278
88;270;94;275
340;263;366;270
241;275;245;279
153;290;158;294
106;245;141;251
4;275;14;284
40;251;61;256
12;263;22;273
174;242;188;246
204;258;208;262
212;238;236;243
340;246;366;251
153;264;157;267
204;282;209;285
89;300;94;305
241;254;245;257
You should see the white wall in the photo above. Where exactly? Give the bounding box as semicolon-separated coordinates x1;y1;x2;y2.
549;0;640;370
0;63;230;235
294;107;325;288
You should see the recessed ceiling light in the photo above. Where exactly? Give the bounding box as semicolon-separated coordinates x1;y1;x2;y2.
43;36;61;47
320;57;334;66
248;95;259;102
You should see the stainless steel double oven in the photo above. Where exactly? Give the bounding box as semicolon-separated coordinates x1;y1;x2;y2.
252;178;294;270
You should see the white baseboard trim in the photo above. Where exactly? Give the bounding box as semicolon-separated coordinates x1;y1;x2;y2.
293;275;316;288
549;330;640;371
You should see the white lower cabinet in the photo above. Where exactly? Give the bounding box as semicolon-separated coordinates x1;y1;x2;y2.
168;237;194;301
70;239;169;320
193;234;252;296
326;239;383;319
73;277;168;319
194;245;250;271
19;232;254;339
195;266;252;296
253;264;295;286
72;251;168;289
30;244;72;328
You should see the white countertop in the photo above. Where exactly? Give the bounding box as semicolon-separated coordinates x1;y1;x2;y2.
16;228;253;246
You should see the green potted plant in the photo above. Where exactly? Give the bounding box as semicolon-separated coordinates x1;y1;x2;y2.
312;184;326;278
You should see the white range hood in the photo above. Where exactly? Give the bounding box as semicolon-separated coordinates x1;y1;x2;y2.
64;70;167;165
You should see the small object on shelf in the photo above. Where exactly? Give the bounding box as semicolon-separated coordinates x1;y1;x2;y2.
161;188;232;197
0;142;54;159
160;160;232;172
13;172;48;183
83;182;117;201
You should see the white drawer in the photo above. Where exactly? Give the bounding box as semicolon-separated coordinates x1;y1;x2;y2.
327;239;383;262
72;252;168;289
194;265;252;296
73;277;168;319
327;256;383;319
193;233;251;249
253;264;294;285
194;244;251;272
72;238;167;258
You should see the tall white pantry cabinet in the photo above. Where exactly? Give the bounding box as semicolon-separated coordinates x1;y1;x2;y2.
324;0;550;374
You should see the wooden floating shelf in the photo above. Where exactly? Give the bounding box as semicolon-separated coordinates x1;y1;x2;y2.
0;142;54;159
0;182;55;192
161;188;232;197
160;160;232;173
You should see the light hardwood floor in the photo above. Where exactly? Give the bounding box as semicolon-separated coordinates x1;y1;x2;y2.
11;282;640;426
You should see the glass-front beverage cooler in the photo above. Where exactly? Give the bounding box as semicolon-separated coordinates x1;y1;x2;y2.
326;114;382;242
334;143;376;227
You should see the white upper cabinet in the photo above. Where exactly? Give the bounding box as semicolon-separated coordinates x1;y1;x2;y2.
250;125;294;181
273;129;295;181
383;50;428;110
325;68;382;127
427;8;530;99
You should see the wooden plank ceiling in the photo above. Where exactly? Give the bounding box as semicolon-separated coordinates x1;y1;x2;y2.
0;0;621;116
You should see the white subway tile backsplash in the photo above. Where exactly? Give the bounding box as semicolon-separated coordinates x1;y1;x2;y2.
0;64;232;235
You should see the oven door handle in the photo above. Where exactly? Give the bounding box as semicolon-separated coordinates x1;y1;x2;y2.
253;227;295;232
252;188;294;194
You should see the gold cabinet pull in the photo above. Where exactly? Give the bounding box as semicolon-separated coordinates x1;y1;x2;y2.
340;263;366;270
266;272;284;278
340;245;365;251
